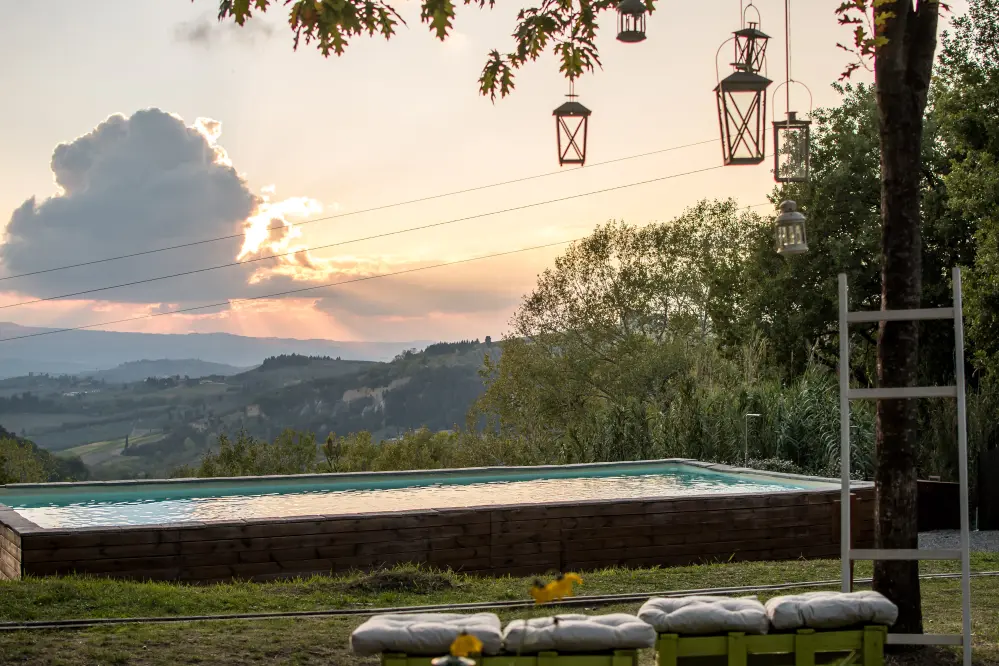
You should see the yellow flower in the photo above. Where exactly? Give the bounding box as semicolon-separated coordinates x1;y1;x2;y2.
450;632;483;657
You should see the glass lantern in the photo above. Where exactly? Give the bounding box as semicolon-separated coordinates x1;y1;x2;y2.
616;0;647;43
774;200;808;255
774;111;811;183
733;22;769;74
553;93;591;166
715;66;771;165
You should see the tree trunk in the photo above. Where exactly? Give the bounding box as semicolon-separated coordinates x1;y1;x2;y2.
872;0;940;635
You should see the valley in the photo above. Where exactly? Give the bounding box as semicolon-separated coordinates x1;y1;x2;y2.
0;340;497;480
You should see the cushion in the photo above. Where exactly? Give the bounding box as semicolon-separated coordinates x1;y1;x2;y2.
501;614;656;653
765;591;899;630
638;595;769;635
350;612;503;656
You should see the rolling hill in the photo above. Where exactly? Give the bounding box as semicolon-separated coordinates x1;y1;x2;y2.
0;322;429;378
0;340;500;480
84;359;253;383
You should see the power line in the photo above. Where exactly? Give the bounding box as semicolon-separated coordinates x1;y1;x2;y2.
0;139;718;285
0;198;777;343
0;165;773;311
0;239;577;343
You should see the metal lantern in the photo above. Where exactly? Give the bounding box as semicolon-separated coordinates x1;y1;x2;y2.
553;84;591;167
733;22;769;74
774;200;808;255
616;0;647;43
773;111;811;183
715;66;771;165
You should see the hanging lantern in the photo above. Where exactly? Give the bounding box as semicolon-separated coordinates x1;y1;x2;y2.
715;66;771;165
773;111;811;183
616;0;647;43
733;22;769;74
774;200;808;255
553;83;591;167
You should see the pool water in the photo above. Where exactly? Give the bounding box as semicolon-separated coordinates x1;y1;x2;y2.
1;465;815;529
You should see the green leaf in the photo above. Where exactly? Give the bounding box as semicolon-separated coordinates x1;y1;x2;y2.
230;0;253;24
421;0;456;40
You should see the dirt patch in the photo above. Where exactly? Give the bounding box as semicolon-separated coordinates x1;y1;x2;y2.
887;646;992;666
341;569;459;595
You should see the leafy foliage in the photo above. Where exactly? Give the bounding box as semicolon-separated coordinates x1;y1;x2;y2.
0;426;89;484
741;83;976;386
177;428;319;477
834;1;950;80
936;0;999;378
212;0;655;99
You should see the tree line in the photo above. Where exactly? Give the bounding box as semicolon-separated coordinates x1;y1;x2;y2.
176;1;999;496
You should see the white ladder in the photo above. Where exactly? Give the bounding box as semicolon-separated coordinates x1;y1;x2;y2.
838;267;972;665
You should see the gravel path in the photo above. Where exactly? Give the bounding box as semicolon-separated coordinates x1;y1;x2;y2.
919;530;999;552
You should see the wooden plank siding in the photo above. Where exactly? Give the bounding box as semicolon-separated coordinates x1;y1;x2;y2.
0;488;875;583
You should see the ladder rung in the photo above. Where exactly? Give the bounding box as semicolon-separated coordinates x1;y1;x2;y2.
848;386;958;400
850;548;962;560
847;307;955;323
885;634;964;646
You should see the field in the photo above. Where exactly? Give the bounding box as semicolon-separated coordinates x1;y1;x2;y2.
0;556;996;665
59;432;167;467
0;345;489;480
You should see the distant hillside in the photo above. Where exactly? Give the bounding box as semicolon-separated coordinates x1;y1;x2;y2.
83;359;253;383
0;339;501;480
0;321;430;378
244;340;500;444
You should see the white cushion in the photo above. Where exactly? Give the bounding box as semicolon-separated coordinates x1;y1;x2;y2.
765;591;899;630
350;613;504;656
638;595;769;635
502;614;656;653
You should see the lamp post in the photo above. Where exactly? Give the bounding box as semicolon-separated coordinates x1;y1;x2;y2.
744;413;761;467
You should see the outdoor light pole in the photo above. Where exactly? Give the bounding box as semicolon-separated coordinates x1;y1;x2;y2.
744;413;761;466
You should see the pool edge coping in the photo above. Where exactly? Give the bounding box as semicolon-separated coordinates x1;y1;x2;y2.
0;458;858;494
0;460;872;536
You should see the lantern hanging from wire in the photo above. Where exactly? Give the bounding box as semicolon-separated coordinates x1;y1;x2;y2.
773;109;811;182
774;199;808;255
771;0;812;183
715;66;771;165
616;0;647;43
553;80;591;166
715;6;771;166
733;21;769;74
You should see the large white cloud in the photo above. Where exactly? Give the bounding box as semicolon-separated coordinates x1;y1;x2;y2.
0;109;522;336
0;109;345;308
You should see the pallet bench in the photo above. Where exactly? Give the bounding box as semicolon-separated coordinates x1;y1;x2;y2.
380;651;640;666
655;625;887;666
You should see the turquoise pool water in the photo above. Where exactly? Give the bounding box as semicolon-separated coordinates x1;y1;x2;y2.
0;463;827;529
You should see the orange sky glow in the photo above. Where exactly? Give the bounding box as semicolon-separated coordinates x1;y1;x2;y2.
0;0;967;344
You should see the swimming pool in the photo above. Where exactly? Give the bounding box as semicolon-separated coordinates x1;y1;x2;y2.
0;461;826;529
0;460;870;583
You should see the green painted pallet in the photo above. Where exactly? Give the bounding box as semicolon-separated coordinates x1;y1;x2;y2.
381;650;639;666
655;625;887;666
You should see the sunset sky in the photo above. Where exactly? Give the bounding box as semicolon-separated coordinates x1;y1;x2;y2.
0;1;965;344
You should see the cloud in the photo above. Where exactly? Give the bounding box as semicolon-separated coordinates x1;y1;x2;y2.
316;279;521;319
174;14;275;49
0;108;525;341
0;109;333;305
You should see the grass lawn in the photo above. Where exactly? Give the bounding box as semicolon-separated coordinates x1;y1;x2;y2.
0;555;996;665
60;432;165;466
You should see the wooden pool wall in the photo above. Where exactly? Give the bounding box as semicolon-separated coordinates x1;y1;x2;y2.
0;483;874;583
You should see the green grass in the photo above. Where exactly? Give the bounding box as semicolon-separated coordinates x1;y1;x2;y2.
0;556;997;664
59;432;165;466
